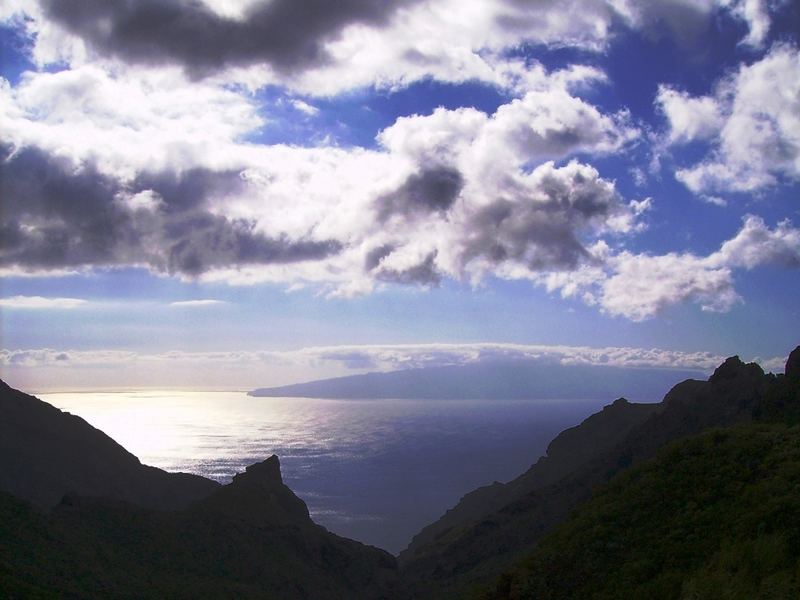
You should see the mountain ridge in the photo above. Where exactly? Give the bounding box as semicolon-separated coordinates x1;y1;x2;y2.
0;382;398;599
398;352;793;597
0;378;219;511
400;397;661;563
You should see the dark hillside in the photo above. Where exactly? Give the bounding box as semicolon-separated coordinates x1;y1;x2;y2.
480;423;800;599
400;352;788;597
0;379;219;510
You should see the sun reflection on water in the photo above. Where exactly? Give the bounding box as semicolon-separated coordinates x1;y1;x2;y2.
40;390;604;553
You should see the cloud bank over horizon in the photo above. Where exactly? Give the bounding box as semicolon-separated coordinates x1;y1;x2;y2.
1;341;789;392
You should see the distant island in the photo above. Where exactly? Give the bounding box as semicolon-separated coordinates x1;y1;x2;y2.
250;359;706;401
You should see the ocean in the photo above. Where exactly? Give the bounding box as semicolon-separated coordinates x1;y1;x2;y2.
41;391;610;554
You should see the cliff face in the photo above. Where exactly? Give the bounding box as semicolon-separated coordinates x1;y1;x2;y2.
400;397;660;563
0;379;220;510
399;354;778;598
481;423;800;600
786;346;800;381
480;349;800;599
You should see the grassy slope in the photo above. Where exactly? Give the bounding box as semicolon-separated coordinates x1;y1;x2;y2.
480;369;800;600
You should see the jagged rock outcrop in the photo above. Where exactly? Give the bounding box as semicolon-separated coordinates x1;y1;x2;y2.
196;455;311;526
787;345;800;381
0;379;219;510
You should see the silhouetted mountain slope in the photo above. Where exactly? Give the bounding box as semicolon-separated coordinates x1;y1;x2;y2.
0;379;219;510
479;347;800;600
399;352;791;598
0;455;398;599
251;360;704;401
400;398;660;563
481;423;800;599
3;347;797;599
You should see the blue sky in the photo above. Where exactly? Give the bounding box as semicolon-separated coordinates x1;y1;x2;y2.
0;0;798;390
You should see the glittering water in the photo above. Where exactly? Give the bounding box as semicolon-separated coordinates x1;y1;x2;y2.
41;391;608;553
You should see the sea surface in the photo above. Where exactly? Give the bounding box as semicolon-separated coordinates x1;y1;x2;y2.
41;391;611;554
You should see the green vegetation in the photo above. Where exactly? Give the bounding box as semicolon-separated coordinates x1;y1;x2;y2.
480;362;800;600
0;460;396;600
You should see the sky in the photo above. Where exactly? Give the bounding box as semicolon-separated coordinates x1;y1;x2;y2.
0;0;798;391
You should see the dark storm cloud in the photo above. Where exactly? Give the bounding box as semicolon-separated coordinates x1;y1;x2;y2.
495;0;723;53
377;167;463;221
134;168;244;211
462;199;590;271
460;163;622;272
164;213;340;276
40;0;419;76
375;251;441;285
0;145;341;274
364;244;440;286
364;244;394;270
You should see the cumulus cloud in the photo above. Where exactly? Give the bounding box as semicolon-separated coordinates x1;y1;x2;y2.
0;66;263;178
656;86;724;144
5;49;795;320
600;252;740;320
0;2;793;323
1;0;779;93
711;214;800;269
0;62;644;293
540;214;800;320
0;145;341;275
660;44;800;194
0;295;87;309
36;0;420;78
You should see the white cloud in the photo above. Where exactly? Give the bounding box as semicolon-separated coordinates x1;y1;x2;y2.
655;86;724;144
289;99;319;116
718;0;772;48
0;2;794;325
0;65;263;179
540;214;800;321
710;214;800;269
662;44;800;194
169;299;228;307
601;252;740;320
6;342;791;391
0;295;87;309
1;62;644;298
4;54;796;321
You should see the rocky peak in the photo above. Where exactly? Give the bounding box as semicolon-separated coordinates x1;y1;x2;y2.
232;455;283;487
786;346;800;381
709;355;764;384
200;455;310;525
